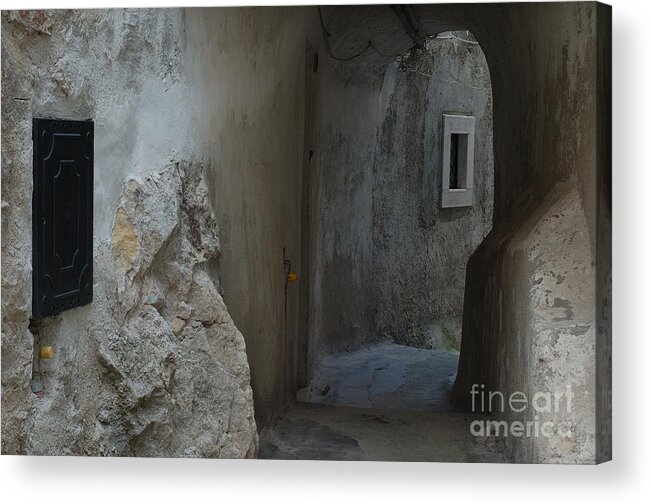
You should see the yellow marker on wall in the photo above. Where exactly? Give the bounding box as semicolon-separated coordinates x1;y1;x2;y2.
40;346;54;359
287;272;298;283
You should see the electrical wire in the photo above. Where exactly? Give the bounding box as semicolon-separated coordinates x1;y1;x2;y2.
317;6;367;62
434;34;479;45
317;6;479;66
317;6;405;62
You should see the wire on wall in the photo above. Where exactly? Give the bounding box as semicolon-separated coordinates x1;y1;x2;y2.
317;6;405;62
317;6;480;68
434;34;479;45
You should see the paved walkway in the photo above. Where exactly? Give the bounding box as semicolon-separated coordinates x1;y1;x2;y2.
259;343;506;462
306;343;459;411
259;402;505;462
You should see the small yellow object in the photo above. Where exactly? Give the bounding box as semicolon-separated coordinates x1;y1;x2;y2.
287;272;298;283
40;346;54;359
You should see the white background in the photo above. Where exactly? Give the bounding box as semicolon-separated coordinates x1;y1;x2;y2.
0;0;648;502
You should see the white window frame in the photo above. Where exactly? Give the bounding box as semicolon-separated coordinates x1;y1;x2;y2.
441;114;475;208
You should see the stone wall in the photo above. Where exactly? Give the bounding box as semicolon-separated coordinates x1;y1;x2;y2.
1;7;309;453
3;156;257;455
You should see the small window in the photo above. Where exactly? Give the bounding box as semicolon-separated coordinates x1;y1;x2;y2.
441;114;475;208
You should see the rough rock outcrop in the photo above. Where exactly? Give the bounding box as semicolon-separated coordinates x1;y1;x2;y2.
2;162;257;457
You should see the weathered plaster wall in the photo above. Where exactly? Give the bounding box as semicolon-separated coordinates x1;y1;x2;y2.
305;32;493;364
2;8;215;455
1;7;309;453
184;7;310;426
304;52;386;367
444;2;608;464
485;185;596;463
372;34;493;350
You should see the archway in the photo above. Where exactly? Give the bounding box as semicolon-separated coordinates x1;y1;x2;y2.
262;3;609;464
